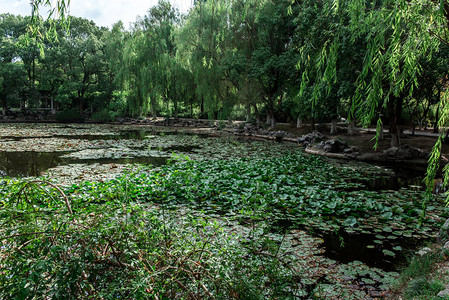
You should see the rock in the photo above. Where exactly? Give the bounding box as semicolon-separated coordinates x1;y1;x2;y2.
416;247;433;256
298;131;325;144
438;288;449;298
443;241;449;251
256;129;268;135
273;131;286;142
322;139;348;153
438;218;449;244
384;145;426;159
343;146;359;154
241;123;260;135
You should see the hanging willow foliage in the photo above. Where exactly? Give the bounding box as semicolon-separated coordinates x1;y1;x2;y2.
300;0;449;203
28;0;70;46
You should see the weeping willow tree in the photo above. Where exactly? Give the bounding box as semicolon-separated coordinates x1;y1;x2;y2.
27;0;70;44
114;0;181;118
177;0;231;119
300;0;449;204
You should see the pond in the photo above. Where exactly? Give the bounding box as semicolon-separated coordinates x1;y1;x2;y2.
0;124;205;179
0;123;447;298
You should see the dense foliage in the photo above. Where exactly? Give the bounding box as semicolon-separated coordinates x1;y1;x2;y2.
2;0;448;138
2;151;448;298
0;179;301;299
3;1;449;297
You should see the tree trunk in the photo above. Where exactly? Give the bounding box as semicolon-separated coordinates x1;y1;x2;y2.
246;104;251;122
51;96;55;115
423;105;431;130
200;97;204;115
270;109;276;129
387;95;403;148
330;119;338;134
391;128;400;147
151;105;157;120
296;117;302;128
266;111;271;125
32;58;36;89
380;118;384;140
174;100;178;119
433;87;442;133
1;103;5;115
253;104;260;127
348;119;355;135
79;99;84;114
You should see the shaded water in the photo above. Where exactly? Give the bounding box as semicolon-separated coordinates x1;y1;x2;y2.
0;129;208;142
0;151;169;177
270;219;425;272
319;230;425;272
349;164;440;192
0;151;62;177
354;175;424;192
0;128;202;177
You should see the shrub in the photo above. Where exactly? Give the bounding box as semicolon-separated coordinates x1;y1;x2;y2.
0;179;302;299
91;109;115;122
55;109;84;122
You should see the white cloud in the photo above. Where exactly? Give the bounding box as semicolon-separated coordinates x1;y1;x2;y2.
0;0;31;16
0;0;193;28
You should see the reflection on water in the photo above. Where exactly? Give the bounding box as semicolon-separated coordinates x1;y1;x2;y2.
0;129;203;177
0;151;62;177
319;229;424;272
0;151;169;177
269;219;426;272
0;130;208;141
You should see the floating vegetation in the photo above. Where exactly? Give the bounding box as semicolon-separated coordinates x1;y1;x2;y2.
0;123;448;298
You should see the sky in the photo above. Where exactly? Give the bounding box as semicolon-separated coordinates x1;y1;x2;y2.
0;0;193;28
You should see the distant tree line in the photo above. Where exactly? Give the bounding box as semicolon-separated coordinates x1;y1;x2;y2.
1;0;449;147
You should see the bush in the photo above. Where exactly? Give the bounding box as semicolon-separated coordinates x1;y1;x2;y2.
0;178;302;299
55;109;84;122
91;109;115;122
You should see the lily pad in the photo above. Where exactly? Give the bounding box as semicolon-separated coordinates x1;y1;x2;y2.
382;250;396;257
382;227;393;233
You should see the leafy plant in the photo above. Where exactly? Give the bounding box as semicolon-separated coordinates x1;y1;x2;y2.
0;178;304;299
90;109;115;122
391;251;448;299
55;109;84;123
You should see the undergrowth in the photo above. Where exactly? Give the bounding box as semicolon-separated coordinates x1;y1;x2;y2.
390;251;449;299
0;178;303;299
2;153;449;299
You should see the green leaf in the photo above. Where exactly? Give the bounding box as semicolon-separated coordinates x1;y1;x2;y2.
344;216;357;227
382;250;395;257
